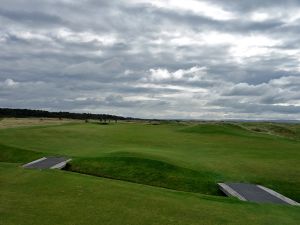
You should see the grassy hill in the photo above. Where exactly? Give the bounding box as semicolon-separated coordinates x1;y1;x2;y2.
0;119;299;224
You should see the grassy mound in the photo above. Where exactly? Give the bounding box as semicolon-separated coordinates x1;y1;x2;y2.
0;144;45;163
66;155;224;195
179;123;254;137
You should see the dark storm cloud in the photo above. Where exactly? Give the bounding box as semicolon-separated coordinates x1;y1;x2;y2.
0;0;299;119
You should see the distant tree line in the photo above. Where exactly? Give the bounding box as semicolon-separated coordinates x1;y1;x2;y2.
0;108;135;122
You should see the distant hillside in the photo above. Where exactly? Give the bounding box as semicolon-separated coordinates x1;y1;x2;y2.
0;108;134;121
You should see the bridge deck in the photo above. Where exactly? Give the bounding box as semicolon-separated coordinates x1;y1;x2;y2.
218;183;299;206
23;157;71;169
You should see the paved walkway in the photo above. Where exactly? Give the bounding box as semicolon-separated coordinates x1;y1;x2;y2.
23;157;71;169
218;182;299;206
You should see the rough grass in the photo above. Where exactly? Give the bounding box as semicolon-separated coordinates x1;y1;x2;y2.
241;122;300;139
0;117;81;129
1;162;300;225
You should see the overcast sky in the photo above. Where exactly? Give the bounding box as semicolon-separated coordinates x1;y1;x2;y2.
1;0;300;119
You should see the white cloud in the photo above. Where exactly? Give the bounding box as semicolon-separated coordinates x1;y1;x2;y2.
269;76;300;87
157;30;280;61
149;68;171;81
130;0;236;21
2;78;19;88
148;66;207;82
250;12;271;22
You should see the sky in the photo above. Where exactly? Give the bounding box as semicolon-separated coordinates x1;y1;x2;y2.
0;0;300;120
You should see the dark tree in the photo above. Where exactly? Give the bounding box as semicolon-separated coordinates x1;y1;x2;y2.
0;108;135;121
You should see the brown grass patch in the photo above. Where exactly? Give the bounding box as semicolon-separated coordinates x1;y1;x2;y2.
0;117;82;129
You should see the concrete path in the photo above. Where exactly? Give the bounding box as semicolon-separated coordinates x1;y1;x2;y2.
23;157;71;169
218;183;299;206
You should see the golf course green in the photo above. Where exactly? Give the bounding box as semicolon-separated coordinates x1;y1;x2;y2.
1;119;299;224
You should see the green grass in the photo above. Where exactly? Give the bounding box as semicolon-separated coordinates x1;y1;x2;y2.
180;123;253;137
0;121;299;201
1;162;299;225
1;121;300;224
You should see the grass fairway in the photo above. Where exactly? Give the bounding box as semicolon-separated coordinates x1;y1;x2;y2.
1;162;299;225
0;119;300;224
0;121;299;200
